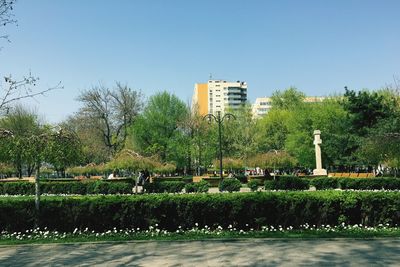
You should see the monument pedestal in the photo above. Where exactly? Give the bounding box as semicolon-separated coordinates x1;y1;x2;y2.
313;169;327;176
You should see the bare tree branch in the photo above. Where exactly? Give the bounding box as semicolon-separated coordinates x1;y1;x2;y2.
0;0;17;46
0;73;63;113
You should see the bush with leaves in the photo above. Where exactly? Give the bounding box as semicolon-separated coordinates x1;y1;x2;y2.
309;177;339;190
264;176;309;190
0;191;399;232
144;181;185;193
247;180;259;192
219;178;241;192
185;180;210;193
339;178;400;190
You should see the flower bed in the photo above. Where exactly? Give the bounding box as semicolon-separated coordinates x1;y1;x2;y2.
1;223;399;244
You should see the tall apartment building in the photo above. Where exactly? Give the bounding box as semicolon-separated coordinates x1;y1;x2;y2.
192;80;247;116
252;96;325;118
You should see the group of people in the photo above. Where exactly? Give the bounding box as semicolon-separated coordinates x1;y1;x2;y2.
137;170;150;186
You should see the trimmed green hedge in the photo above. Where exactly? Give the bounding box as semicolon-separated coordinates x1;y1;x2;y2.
309;177;400;190
309;177;340;190
185;180;210;193
247;180;259;192
0;191;399;232
219;178;241;192
264;176;309;190
143;181;185;193
0;181;133;195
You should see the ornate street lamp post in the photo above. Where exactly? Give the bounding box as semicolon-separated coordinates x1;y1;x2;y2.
204;111;236;179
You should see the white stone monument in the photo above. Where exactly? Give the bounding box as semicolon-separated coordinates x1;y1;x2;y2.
313;130;327;176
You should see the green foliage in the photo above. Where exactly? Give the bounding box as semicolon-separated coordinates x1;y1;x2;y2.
264;176;309;190
309;177;400;190
285;98;349;167
0;181;134;195
338;178;400;190
309;177;339;190
185;180;210;193
0;182;35;195
0;163;14;176
270;87;306;110
247;180;259;192
0;105;43;177
222;105;258;159
143;181;185;193
255;109;291;152
130;91;189;168
246;151;297;169
45;130;83;177
343;88;394;136
234;174;247;183
219;178;241;192
0;192;399;232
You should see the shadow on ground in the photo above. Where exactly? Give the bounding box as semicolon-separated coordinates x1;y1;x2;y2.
0;238;399;266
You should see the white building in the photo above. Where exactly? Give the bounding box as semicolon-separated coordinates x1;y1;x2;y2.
192;80;247;116
252;97;273;118
252;96;326;118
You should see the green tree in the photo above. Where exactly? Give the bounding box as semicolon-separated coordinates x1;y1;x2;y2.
254;109;292;152
130;91;189;168
285;98;349;168
222;105;258;159
45;128;83;177
0;105;42;177
342;88;395;136
270;87;305;110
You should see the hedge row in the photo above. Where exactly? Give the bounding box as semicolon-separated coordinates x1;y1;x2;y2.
310;177;400;190
264;176;309;190
143;181;185;193
264;176;400;191
0;191;399;232
0;181;134;195
185;180;210;193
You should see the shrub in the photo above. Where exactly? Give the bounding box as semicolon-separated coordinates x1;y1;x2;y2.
184;180;210;193
234;174;248;183
264;176;309;190
0;182;35;195
339;178;400;190
0;181;133;195
196;180;210;193
219;178;241;192
309;177;339;190
0;191;399;232
184;183;197;193
247;180;259;192
144;181;185;193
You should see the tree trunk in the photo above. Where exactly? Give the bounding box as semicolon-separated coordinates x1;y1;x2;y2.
34;162;41;228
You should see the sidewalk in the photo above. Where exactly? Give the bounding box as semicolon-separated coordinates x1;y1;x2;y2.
0;238;399;266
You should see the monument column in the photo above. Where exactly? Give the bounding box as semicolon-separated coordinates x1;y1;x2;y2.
313;130;327;176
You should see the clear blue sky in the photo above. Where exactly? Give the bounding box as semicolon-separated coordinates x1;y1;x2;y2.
1;0;399;123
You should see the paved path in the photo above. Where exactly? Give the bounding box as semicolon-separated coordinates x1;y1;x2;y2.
0;238;399;266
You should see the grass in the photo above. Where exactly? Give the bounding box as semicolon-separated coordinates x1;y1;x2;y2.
1;225;399;245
